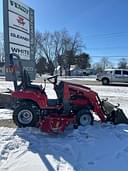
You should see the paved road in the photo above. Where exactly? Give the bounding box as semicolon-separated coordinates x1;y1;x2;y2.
35;76;101;85
1;76;128;87
59;78;101;85
35;76;128;87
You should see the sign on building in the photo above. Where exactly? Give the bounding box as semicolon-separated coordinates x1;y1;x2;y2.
3;0;35;80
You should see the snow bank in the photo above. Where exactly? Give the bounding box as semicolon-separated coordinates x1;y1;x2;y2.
0;81;128;171
1;124;128;171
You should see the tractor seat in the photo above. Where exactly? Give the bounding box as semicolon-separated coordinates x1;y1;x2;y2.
54;81;64;103
20;70;42;92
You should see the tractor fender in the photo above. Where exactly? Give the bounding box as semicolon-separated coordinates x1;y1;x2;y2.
12;90;47;109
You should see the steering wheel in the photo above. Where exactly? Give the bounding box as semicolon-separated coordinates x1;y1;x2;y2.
47;75;58;85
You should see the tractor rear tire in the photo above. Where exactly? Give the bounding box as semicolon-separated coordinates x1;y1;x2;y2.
77;109;94;126
13;105;39;127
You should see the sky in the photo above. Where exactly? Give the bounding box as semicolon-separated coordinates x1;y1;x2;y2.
1;0;128;65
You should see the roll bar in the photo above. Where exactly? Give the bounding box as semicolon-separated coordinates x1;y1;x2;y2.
9;53;24;90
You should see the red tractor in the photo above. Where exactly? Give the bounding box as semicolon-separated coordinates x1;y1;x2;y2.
9;54;126;133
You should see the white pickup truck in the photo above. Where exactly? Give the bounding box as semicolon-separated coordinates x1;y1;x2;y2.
96;69;128;85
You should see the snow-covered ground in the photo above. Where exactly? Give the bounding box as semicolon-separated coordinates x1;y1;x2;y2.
0;81;128;171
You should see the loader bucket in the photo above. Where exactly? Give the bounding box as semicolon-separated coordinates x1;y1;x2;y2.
102;100;128;124
102;100;115;115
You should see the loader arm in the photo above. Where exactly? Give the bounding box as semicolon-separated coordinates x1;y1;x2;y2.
87;91;106;122
63;82;106;122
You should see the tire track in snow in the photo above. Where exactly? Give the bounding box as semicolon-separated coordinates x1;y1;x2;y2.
0;129;28;170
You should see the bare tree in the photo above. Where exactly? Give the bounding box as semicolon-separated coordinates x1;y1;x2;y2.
53;30;84;75
70;32;84;54
118;58;127;69
100;57;113;70
93;62;103;73
35;30;85;75
93;57;113;73
35;31;55;75
35;31;53;63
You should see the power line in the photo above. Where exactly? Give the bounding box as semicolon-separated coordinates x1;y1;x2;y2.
90;55;128;58
86;46;128;50
84;32;128;40
84;32;128;38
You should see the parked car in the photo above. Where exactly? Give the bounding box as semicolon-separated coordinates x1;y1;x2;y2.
96;69;128;85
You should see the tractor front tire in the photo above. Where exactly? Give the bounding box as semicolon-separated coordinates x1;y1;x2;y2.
13;105;39;127
77;109;94;126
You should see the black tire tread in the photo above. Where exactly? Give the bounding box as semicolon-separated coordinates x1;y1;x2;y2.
102;78;109;85
77;109;94;126
13;105;39;127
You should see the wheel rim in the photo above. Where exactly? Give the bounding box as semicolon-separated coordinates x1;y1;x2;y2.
103;79;108;84
18;109;33;124
80;114;91;126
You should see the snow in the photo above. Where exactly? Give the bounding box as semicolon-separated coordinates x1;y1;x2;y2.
88;85;128;118
0;80;128;171
1;124;128;171
0;109;12;120
60;76;96;81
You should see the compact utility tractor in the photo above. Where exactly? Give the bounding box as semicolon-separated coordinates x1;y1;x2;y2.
9;53;127;133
